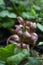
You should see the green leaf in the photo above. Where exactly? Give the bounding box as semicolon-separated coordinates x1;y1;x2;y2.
36;18;42;22
8;13;17;18
2;20;15;28
0;11;17;18
22;12;38;19
0;61;5;65
0;63;5;65
10;0;29;6
37;23;43;31
0;44;16;61
25;57;41;65
0;0;5;5
33;5;41;11
0;43;29;65
7;49;29;65
38;42;43;46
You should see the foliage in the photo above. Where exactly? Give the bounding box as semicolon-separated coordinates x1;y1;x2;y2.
0;44;29;65
0;0;43;30
37;23;43;32
38;42;43;46
0;0;43;65
25;57;41;65
0;44;16;61
0;44;43;65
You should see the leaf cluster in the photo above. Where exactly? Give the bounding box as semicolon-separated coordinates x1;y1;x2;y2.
0;0;43;31
0;44;43;65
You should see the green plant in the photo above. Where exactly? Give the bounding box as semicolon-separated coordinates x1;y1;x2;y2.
0;0;43;30
0;0;43;65
0;43;43;65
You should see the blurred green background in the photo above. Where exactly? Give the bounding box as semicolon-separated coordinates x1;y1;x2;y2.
0;0;43;31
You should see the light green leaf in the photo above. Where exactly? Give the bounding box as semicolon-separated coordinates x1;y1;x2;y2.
22;12;38;19
37;23;43;31
0;61;5;65
0;11;17;18
33;5;41;11
0;0;5;5
38;42;43;46
8;13;17;18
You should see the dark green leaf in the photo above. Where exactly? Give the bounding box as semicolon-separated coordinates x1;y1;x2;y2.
2;20;15;28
